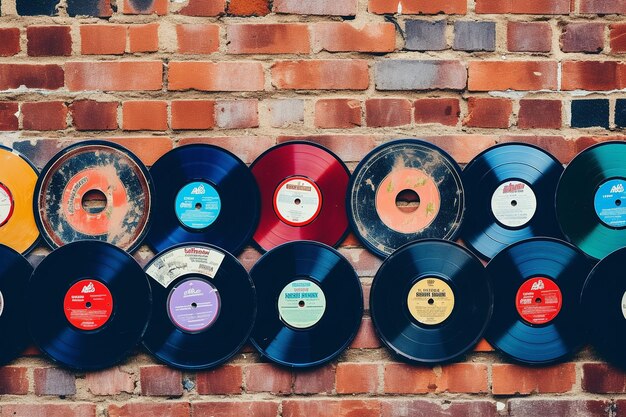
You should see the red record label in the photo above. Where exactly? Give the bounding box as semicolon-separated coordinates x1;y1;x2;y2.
515;277;562;325
64;279;113;331
273;176;322;227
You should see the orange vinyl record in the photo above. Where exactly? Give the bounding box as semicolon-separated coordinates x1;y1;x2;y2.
0;146;39;254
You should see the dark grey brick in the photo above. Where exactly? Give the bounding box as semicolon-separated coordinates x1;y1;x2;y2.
375;60;466;90
453;21;496;52
405;20;447;51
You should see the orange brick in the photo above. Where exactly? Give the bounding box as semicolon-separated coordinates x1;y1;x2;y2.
414;98;460;126
384;363;488;394
168;61;264;91
227;24;309;54
272;60;369;90
369;0;466;14
468;61;558;91
180;0;225;16
315;98;361;128
66;61;163;91
177;24;220;54
80;25;126;55
228;0;270;15
122;101;167;131
283;400;379;417
492;363;576;395
171;100;215;130
129;24;159;53
313;22;396;53
463;97;513;128
336;363;379;394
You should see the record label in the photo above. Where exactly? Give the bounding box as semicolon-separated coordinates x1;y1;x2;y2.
491;181;537;228
175;181;221;230
278;279;326;329
63;279;113;331
407;278;454;326
515;277;562;325
594;179;626;229
146;246;225;288
621;292;626;320
0;183;13;227
168;279;220;333
273;177;322;227
375;167;440;234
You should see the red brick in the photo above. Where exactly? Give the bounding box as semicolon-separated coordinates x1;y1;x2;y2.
582;362;626;393
581;0;626;14
509;399;610;417
70;100;118;131
80;25;126;55
140;366;183;396
561;23;605;53
382;400;496;417
611;24;626;52
0;367;28;395
283;400;380;417
108;403;189;417
423;135;497;163
492;363;576;395
384;363;488;394
0;28;20;57
0;102;18;131
336;363;379;394
27;26;71;57
414;98;460;126
315;99;361;129
277;135;376;162
123;101;167;131
177;24;219;54
273;0;357;15
464;97;512;128
171;100;215;130
351;317;382;349
191;402;279;417
365;98;411;127
180;0;225;16
339;247;383;274
22;101;68;131
196;365;242;395
245;364;292;394
129;24;159;53
66;61;162;91
518;99;562;129
498;135;577;163
178;136;274;164
215;99;259;129
33;368;76;396
228;0;270;15
85;368;134;395
123;0;167;14
474;339;495;352
561;61;626;90
168;61;264;91
272;60;369;90
228;24;309;54
293;366;335;394
0;64;63;90
476;0;571;13
102;137;173;166
313;22;396;53
468;61;558;91
369;0;466;14
0;404;96;417
508;22;552;52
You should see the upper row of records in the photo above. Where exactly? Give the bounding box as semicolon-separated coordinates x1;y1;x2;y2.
4;138;626;261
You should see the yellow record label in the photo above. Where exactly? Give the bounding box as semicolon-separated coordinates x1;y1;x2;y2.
407;278;454;325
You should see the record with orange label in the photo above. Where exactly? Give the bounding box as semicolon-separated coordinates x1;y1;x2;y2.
251;142;350;252
348;139;465;257
34;141;153;252
0;146;39;254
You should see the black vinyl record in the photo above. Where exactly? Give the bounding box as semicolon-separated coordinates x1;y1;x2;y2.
484;237;594;365
462;143;564;260
147;145;260;255
348;139;464;258
370;239;492;364
556;142;626;260
0;244;33;365
28;241;151;371
142;243;256;370
581;247;626;368
250;241;363;367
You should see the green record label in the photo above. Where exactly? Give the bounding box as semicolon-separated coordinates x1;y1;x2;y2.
278;280;326;329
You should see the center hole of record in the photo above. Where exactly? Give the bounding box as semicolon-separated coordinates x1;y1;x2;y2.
298;300;305;307
395;189;420;213
81;189;107;214
294;198;302;205
511;200;518;207
85;302;92;309
617;199;622;207
195;202;202;210
535;297;542;304
191;302;197;308
428;298;434;305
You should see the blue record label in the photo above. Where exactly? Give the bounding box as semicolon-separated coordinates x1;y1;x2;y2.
175;181;221;230
594;179;626;228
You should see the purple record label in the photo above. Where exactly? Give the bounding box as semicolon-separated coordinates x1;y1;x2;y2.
168;279;220;333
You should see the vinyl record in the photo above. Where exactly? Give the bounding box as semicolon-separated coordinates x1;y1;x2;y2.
250;241;363;367
147;145;260;255
556;141;626;260
463;143;564;260
35;141;152;252
581;247;626;367
0;244;33;365
370;239;492;364
251;142;350;252
28;241;151;370
142;243;256;370
0;146;39;254
348;139;464;258
484;237;593;365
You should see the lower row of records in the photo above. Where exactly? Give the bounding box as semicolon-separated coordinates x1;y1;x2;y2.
3;237;626;371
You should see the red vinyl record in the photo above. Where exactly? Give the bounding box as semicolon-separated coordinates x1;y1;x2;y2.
251;142;350;252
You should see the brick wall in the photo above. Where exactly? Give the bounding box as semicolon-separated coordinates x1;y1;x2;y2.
1;0;626;416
